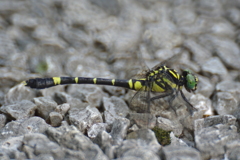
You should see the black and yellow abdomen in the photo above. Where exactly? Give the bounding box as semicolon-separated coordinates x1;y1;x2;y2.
23;77;146;91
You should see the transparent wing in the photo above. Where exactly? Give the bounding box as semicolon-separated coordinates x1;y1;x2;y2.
151;53;184;71
129;80;152;113
129;71;178;122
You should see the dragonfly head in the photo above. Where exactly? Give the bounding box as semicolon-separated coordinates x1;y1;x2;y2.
182;70;198;93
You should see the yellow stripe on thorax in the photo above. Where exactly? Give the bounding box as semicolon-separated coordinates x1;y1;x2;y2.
53;77;61;85
163;66;169;70
93;78;97;84
151;82;165;92
163;77;178;89
168;70;179;79
75;77;78;83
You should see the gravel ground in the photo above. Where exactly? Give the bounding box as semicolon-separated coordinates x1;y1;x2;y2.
0;0;240;160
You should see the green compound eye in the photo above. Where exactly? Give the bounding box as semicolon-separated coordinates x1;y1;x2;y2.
183;70;198;92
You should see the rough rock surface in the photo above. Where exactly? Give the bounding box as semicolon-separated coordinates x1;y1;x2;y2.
0;0;240;159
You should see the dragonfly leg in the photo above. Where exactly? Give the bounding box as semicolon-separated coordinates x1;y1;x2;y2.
149;91;173;101
180;90;197;115
150;89;181;115
168;94;178;115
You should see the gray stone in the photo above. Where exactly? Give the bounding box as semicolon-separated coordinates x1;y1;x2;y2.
65;55;112;78
0;136;26;159
17;116;49;134
11;14;38;28
229;70;240;81
0;16;6;29
172;4;196;27
215;80;240;93
126;129;161;153
189;94;213;117
156;117;174;131
88;123;108;138
213;92;238;115
0;67;27;88
0;32;17;57
62;148;86;160
34;154;54;160
4;83;35;104
196;75;215;98
117;129;161;159
0;1;28;13
0;90;5;107
0;117;48;139
96;23;141;53
175;106;203;137
33;97;58;120
128;124;139;132
121;148;160;160
202;57;228;77
93;131;114;159
54;103;70;116
115;156;143;160
161;145;201;160
227;147;240;160
0;114;7;129
103;96;129;125
0;100;36;120
156;117;183;136
225;140;240;160
36;55;64;76
211;37;240;70
195;124;239;159
69;105;103;133
170;132;188;147
5;52;28;70
194;115;236;134
40;85;65;98
155;49;176;62
0;151;10;160
213;81;240;115
184;38;212;65
226;8;240;26
32;25;67;49
180;52;201;72
46;122;69;144
54;92;85;109
67;84;105;107
110;118;130;145
47;125;109;160
103;85;126;96
196;0;222;18
127;113;156;129
21;133;64;159
58;24;92;51
0;136;23;151
207;19;235;38
143;21;183;51
49;112;63;127
93;130;112;149
89;0;120;16
86;87;106;107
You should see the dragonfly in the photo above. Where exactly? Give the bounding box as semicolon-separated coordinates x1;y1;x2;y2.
23;64;198;116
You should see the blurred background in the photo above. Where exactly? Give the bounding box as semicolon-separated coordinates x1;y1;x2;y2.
0;0;240;159
0;0;239;117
